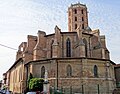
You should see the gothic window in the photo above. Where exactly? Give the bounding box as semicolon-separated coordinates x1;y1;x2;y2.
66;38;71;57
74;9;77;14
75;16;77;21
75;24;77;29
83;38;87;57
50;40;54;58
41;66;45;78
81;9;84;14
67;65;72;77
94;65;98;77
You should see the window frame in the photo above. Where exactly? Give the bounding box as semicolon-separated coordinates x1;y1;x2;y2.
67;65;72;77
66;38;71;57
75;16;77;21
75;24;77;29
94;65;98;77
74;9;77;14
41;66;45;78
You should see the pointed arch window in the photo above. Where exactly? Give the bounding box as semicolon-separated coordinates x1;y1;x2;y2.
50;40;54;58
83;38;87;57
67;65;72;77
94;65;98;77
41;66;45;78
66;38;71;57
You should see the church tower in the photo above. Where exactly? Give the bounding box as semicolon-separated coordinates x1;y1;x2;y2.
68;3;88;32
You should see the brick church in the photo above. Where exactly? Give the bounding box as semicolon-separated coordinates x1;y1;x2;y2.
4;3;116;93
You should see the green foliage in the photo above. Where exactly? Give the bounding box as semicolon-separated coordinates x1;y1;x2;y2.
3;85;6;90
29;78;44;91
54;91;63;94
29;73;33;79
27;73;33;89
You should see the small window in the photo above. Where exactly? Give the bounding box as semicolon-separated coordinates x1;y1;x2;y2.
67;65;72;77
75;24;77;29
82;17;84;21
94;65;98;77
74;9;77;14
20;47;23;51
81;9;84;14
75;17;77;21
41;66;45;78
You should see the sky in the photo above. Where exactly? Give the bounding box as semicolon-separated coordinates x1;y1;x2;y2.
0;0;120;80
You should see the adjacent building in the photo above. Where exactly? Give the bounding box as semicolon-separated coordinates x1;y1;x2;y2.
4;3;116;94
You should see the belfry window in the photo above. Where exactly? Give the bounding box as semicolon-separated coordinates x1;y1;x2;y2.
82;24;84;29
67;65;72;77
66;38;71;57
81;9;84;14
75;24;77;29
74;9;77;14
82;17;84;21
94;65;98;77
75;16;77;21
41;66;45;78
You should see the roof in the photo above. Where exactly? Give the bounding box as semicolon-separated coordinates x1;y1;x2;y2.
7;58;23;71
115;64;120;68
25;57;116;66
69;2;86;9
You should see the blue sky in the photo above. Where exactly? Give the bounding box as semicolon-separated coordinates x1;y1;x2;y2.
0;0;120;80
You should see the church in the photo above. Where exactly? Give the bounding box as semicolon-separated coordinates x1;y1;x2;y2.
4;3;116;94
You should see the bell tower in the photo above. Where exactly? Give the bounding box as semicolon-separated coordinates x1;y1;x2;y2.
68;3;88;32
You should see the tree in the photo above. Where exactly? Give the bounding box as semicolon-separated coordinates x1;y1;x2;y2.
29;78;44;92
27;73;33;91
